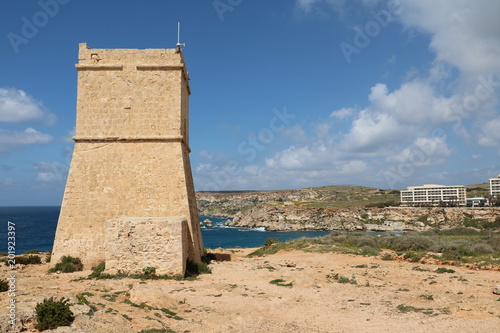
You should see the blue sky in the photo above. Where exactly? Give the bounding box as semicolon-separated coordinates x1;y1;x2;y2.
0;0;499;206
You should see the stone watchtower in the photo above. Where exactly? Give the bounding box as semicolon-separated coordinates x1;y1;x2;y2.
51;43;203;275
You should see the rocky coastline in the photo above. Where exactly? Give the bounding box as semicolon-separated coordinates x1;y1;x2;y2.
196;189;500;232
227;206;500;231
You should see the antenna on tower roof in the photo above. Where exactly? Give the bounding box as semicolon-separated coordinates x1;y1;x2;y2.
176;20;185;49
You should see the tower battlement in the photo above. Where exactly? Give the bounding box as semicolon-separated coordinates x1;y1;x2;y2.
74;43;191;143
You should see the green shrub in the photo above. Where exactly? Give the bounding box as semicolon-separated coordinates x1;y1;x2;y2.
381;234;436;252
49;256;83;273
17;255;42;265
142;267;156;276
89;262;105;278
202;251;216;264
469;243;494;254
34;297;74;331
269;279;293;287
185;260;212;277
420;294;434;300
435;267;455;274
354;235;378;248
327;273;357;284
359;246;380;256
405;252;424;262
488;234;500;250
464;218;489;228
0;279;9;292
24;249;40;254
381;253;393;261
264;238;280;247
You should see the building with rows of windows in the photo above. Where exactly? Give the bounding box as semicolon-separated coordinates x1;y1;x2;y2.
490;174;500;198
400;184;467;206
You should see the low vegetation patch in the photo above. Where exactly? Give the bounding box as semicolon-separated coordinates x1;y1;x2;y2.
49;256;83;273
138;329;177;333
396;304;450;316
124;299;155;311
264;237;280;247
185;259;212;277
3;255;42;266
160;308;184;320
0;279;9;292
247;227;500;268
419;294;434;301
86;259;211;281
269;279;293;287
88;262;105;278
34;297;74;331
17;255;42;265
327;273;357;285
77;294;97;316
142;266;157;276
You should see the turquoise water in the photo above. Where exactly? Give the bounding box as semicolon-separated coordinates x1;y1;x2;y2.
199;215;330;248
0;207;330;253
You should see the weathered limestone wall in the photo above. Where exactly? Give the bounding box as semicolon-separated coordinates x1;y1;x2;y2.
51;43;203;270
105;217;188;276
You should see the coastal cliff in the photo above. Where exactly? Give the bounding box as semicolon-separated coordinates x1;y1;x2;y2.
196;185;499;231
228;205;500;231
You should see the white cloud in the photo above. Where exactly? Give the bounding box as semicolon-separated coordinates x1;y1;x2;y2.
386;136;453;167
336;79;461;155
0;88;56;124
195;1;500;191
296;0;322;10
340;110;402;153
395;0;500;77
34;162;68;182
0;128;53;153
330;107;355;119
477;117;500;148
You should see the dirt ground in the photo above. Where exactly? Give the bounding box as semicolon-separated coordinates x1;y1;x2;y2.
1;249;499;332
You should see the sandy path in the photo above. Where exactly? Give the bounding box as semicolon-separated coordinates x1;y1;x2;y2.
1;249;499;332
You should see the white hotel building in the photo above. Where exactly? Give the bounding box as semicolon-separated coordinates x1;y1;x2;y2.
400;184;467;206
490;174;500;198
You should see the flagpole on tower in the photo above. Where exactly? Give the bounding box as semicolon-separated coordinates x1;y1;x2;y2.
176;20;185;49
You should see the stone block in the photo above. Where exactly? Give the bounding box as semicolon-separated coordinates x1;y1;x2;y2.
104;217;188;276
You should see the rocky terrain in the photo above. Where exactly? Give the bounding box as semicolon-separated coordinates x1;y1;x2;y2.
228;206;500;231
197;185;499;231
